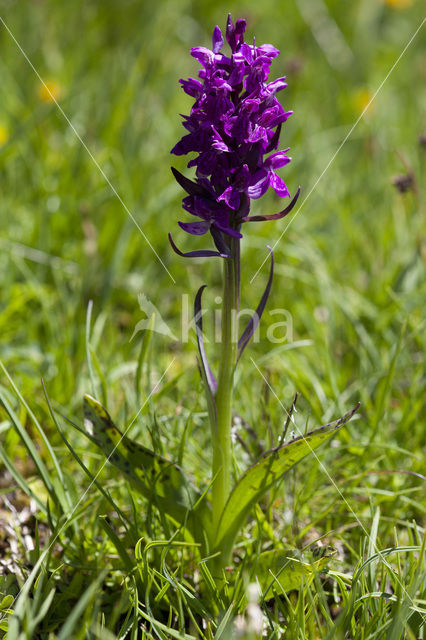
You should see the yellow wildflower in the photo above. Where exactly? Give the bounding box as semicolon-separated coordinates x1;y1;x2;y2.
0;124;9;146
38;79;62;103
353;88;374;116
384;0;412;8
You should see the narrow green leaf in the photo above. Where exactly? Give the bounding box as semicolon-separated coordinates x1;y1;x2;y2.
213;600;234;639
215;405;359;556
370;320;405;441
85;299;98;398
32;588;56;627
0;386;56;503
98;516;135;574
83;395;210;541
0;363;68;509
137;607;197;640
57;570;107;640
0;595;14;611
0;444;45;511
255;547;334;598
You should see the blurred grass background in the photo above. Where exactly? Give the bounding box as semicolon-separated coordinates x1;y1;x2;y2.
0;0;425;634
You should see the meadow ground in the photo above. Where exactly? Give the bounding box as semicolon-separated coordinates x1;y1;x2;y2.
0;0;425;638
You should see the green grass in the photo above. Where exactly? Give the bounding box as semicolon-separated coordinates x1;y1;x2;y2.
0;0;425;637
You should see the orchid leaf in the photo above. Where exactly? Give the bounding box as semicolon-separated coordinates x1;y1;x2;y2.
214;404;360;556
83;395;210;540
194;286;217;398
237;246;274;361
254;546;335;598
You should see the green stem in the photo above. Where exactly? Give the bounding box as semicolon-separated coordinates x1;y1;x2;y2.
211;235;240;568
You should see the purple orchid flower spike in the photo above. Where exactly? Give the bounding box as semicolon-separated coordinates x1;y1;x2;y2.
171;13;297;257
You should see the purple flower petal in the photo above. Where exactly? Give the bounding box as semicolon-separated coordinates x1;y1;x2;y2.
212;26;224;54
182;195;212;217
235;19;247;41
218;185;240;210
228;60;246;86
270;172;290;197
258;105;290;128
214;220;243;238
226;14;246;52
191;47;215;68
211;126;231;152
266;77;287;94
248;124;267;144
179;77;204;97
240;42;253;64
234;164;250;190
211;140;230;153
225;14;235;47
247;169;270;199
264;150;291;170
178;221;210;235
257;44;280;58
